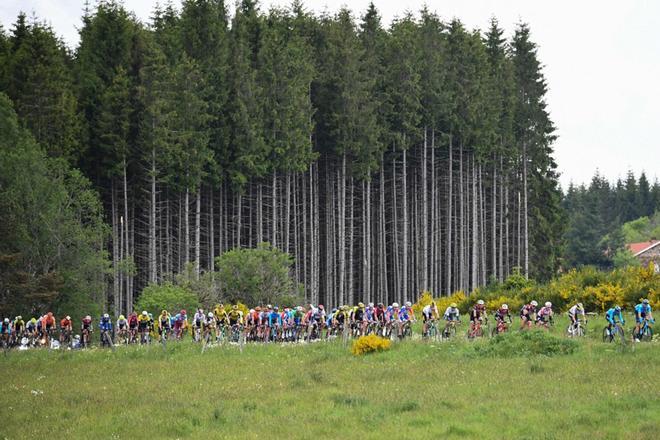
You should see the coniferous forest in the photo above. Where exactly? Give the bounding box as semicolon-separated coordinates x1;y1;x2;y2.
0;0;564;316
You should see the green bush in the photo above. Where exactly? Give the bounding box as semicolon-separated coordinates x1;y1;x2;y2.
135;282;199;314
469;330;579;358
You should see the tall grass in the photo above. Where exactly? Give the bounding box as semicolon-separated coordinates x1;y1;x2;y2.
1;316;658;439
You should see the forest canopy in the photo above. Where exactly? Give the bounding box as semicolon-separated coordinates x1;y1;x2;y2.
0;0;564;314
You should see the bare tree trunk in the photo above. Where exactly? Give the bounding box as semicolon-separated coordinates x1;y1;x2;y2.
422;128;428;293
392;146;400;303
272;171;277;248
498;156;504;281
111;179;120;316
492;157;497;281
523;142;529;278
338;154;346;305
446;135;453;296
185;187;190;266
209;186;214;273
195;188;201;279
471;157;478;292
402;146;408;301
348;176;354;305
149;147;157;284
257;183;263;244
123;158;130;313
236;192;242;249
379;154;388;304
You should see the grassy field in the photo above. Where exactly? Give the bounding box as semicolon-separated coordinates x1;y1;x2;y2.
1;316;658;439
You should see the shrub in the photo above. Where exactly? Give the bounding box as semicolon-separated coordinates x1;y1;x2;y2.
351;335;391;356
469;330;579;358
135;282;199;314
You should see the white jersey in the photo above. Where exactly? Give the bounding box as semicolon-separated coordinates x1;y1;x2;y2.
568;305;584;317
443;307;460;319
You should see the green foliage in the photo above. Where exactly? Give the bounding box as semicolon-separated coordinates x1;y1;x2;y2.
469;330;579;358
135;282;199;314
215;242;299;305
612;248;640;269
0;93;108;318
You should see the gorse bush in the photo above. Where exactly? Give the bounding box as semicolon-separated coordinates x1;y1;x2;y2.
469;330;579;358
414;264;659;313
351;335;391;356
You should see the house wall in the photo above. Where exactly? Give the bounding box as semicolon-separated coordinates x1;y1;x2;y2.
638;245;660;273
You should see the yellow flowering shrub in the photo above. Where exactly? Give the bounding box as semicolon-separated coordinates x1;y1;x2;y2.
588;283;625;312
351;335;391;356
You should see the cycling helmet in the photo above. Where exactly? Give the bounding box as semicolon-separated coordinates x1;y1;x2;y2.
180;309;186;315
3;318;8;323
142;311;148;316
545;302;552;308
530;300;538;307
266;304;272;309
148;313;153;318
17;315;22;320
48;312;53;317
392;302;399;308
249;309;255;314
642;299;649;304
273;306;279;311
450;303;458;308
208;312;214;318
103;313;109;319
577;303;584;310
118;315;124;320
255;306;261;312
358;302;365;308
332;308;338;313
85;315;91;320
501;304;508;310
378;303;384;308
161;310;168;315
232;305;238;310
318;305;325;310
477;300;485;305
615;305;621;311
368;303;374;308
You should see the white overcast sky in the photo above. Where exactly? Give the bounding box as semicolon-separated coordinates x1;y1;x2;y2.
2;0;659;188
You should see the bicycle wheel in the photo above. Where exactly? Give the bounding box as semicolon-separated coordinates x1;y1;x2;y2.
614;325;625;344
602;327;612;343
641;326;653;342
576;325;585;337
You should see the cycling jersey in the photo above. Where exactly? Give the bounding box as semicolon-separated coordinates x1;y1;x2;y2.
116;319;127;329
128;315;138;328
537;307;552;322
494;308;510;322
268;312;281;327
520;304;536;319
374;307;385;322
228;310;243;325
13;319;25;333
422;305;438;321
443;307;460;321
81;318;92;330
193;312;205;327
214;307;228;324
634;303;652;323
605;308;624;325
137;315;150;329
0;322;11;334
99;318;113;332
470;305;486;322
158;314;171;330
354;308;365;322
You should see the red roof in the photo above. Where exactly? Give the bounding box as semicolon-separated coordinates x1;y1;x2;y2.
627;240;660;255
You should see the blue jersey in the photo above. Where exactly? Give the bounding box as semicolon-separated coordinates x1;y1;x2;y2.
634;303;651;316
0;322;11;334
268;312;282;327
99;318;113;332
399;308;411;321
605;308;624;324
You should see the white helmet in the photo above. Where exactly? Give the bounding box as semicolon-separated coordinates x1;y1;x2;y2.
66;316;71;320
368;303;374;308
103;313;109;319
577;303;584;310
477;300;485;305
392;302;399;308
208;312;214;318
530;300;538;307
545;302;552;308
501;304;508;310
405;301;412;307
142;311;148;316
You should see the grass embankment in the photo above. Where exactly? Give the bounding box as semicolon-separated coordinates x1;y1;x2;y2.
1;316;658;439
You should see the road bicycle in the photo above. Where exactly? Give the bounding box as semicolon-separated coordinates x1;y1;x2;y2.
442;320;459;340
425;319;439;341
566;320;586;338
491;319;510;337
603;322;625;343
633;319;654;342
467;318;486;339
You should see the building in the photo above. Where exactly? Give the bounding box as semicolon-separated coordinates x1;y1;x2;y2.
627;240;660;273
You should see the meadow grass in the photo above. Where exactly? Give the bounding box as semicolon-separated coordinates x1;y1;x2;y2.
1;316;658;439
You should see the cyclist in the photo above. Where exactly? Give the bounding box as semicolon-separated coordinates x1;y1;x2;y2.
398;301;415;337
128;312;139;342
228;305;244;326
353;303;367;336
605;305;625;334
81;315;93;347
634;299;654;340
469;300;487;335
0;318;11;346
60;315;73;344
99;313;113;346
13;316;25;344
26;317;38;340
157;310;171;341
43;312;56;341
192;308;205;341
494;304;512;333
137;311;150;343
520;300;538;329
536;302;553;329
203;312;216;342
268;306;282;341
116;314;128;342
568;303;586;331
422;302;440;337
333;305;350;335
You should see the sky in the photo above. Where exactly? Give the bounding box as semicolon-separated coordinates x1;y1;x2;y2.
1;0;659;188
